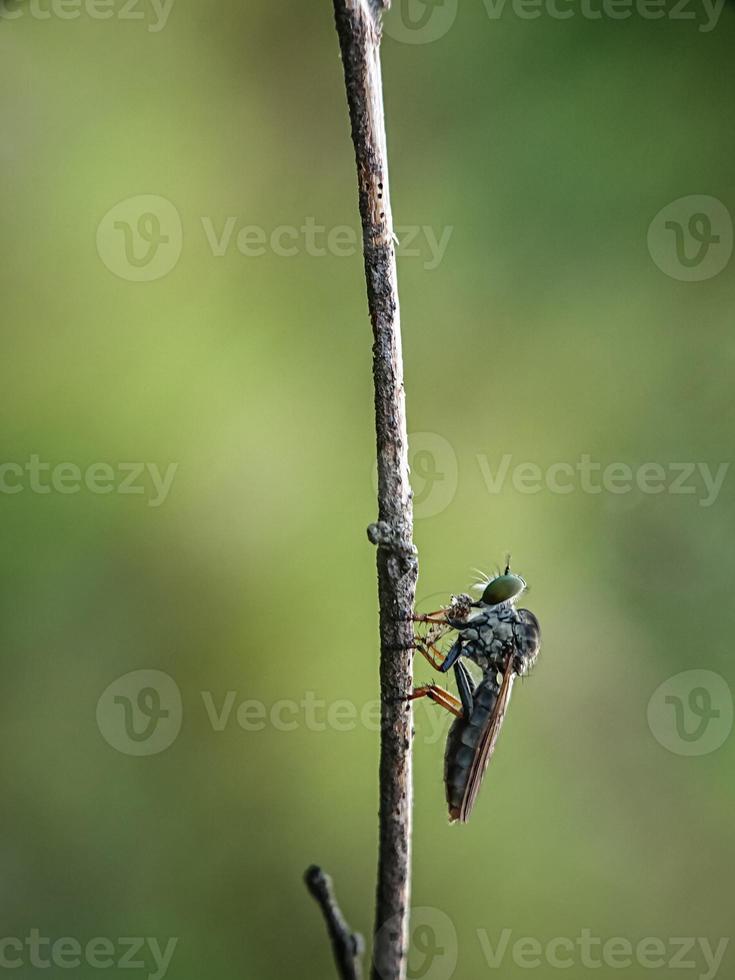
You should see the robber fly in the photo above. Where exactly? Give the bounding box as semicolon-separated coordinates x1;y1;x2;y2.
411;561;541;823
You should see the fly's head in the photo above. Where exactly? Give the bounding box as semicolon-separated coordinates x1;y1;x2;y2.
473;558;527;609
511;608;541;676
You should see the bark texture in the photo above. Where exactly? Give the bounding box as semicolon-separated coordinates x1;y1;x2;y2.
333;3;418;979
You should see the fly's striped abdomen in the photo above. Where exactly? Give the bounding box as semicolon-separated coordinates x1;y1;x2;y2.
444;674;500;821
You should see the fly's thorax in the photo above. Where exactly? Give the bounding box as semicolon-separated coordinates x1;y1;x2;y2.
458;604;541;676
457;605;520;670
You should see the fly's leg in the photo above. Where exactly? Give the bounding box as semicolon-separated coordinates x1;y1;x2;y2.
412;638;448;672
437;637;463;674
412;616;452;662
414;613;473;636
453;660;475;717
412;609;449;623
409;684;464;719
413;634;465;676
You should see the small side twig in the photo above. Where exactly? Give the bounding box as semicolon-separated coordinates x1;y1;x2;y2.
304;865;364;980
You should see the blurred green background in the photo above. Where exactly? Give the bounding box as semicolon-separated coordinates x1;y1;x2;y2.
1;1;734;977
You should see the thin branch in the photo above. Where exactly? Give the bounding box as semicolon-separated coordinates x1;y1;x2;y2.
332;3;419;980
304;866;364;980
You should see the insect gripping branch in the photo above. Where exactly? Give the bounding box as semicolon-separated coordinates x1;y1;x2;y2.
304;3;419;980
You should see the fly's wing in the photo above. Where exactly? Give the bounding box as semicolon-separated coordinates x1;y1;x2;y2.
457;658;516;823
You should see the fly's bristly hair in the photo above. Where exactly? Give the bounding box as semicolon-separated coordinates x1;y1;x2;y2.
470;567;492;590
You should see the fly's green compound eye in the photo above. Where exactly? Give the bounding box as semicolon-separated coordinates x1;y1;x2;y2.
481;573;526;606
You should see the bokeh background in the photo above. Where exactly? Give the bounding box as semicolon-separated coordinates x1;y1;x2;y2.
2;2;734;977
